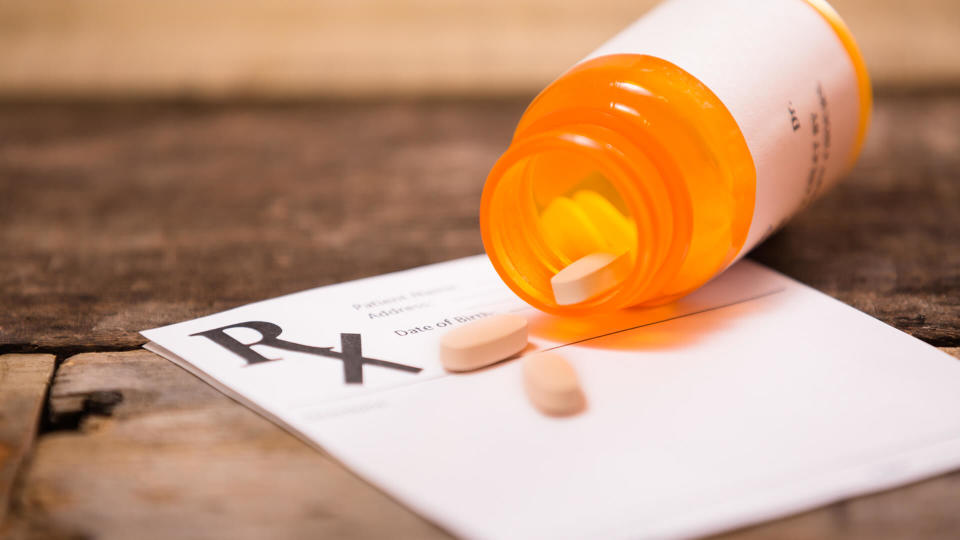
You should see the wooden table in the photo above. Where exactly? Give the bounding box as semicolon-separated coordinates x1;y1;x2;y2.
1;93;958;539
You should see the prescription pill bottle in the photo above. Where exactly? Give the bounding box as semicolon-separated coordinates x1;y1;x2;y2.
480;0;871;315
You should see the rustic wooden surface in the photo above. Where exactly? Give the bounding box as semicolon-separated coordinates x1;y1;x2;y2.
0;100;516;352
751;92;960;346
0;93;958;538
1;94;957;351
0;355;54;531
5;351;447;540
6;349;960;540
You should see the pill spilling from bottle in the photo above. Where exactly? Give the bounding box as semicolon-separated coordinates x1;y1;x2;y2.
551;252;631;305
523;352;585;416
440;314;586;416
439;314;528;372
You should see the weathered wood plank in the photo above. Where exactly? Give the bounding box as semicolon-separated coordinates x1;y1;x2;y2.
0;95;957;352
751;92;960;346
9;351;449;540
0;354;55;530
0;100;520;352
9;349;960;539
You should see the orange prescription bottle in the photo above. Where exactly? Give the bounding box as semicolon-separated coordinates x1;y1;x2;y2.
479;0;871;316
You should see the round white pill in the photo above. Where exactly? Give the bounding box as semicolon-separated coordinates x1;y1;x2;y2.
440;314;528;372
523;352;585;416
550;252;631;305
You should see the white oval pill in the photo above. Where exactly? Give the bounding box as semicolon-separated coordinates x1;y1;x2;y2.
550;252;631;305
440;314;528;372
523;352;585;416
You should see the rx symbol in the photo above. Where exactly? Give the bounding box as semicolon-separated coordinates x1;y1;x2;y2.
191;321;421;384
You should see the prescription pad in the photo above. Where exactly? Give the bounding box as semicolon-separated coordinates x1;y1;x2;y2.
142;257;960;539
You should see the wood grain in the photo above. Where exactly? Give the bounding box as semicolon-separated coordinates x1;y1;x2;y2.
751;92;960;346
0;100;521;351
0;94;957;537
1;94;957;352
7;349;960;539
8;351;449;540
0;354;54;530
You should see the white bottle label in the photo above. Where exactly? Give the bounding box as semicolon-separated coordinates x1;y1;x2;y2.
583;0;861;258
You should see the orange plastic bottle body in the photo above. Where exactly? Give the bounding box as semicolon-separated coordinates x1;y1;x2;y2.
480;0;871;316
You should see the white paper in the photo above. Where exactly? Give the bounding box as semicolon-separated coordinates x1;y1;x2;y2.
142;256;960;539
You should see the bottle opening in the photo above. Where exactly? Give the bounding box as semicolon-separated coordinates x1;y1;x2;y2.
481;133;658;314
482;54;763;315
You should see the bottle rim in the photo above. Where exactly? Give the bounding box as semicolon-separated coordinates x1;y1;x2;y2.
480;121;692;315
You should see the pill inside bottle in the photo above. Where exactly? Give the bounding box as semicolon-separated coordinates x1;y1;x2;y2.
551;252;632;306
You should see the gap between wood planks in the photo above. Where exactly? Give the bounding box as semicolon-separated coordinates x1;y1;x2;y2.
18;342;960;437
